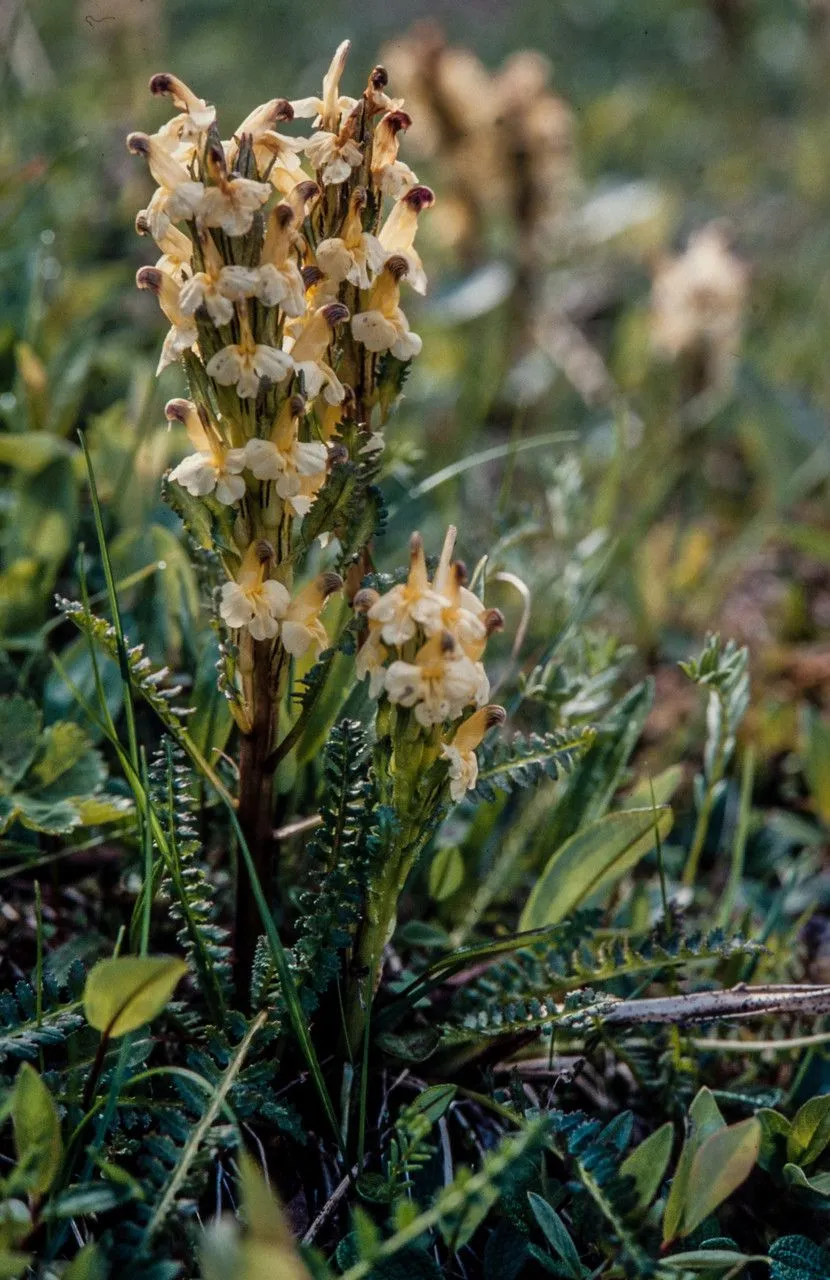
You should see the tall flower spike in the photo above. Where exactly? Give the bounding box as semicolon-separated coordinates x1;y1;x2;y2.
442;705;507;800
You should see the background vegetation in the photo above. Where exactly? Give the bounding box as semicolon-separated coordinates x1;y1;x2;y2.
2;1;830;1277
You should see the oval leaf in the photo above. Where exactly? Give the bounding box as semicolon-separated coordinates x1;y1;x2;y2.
12;1063;63;1196
787;1093;830;1168
527;1193;582;1278
429;845;464;901
519;807;673;930
84;956;187;1037
680;1118;761;1238
620;1121;674;1216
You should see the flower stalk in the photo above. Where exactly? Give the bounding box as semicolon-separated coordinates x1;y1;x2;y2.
130;44;435;1002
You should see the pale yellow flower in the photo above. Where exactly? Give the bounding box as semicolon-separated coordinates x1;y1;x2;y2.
245;205;306;316
385;631;489;727
280;572;342;657
351;257;422;359
149;72;216;136
378;185;434;295
291;40;356;131
177;232;256;327
371;109;417;198
431;528;504;660
651;224;748;387
127;132;205;234
135;215;192;282
441;705;506;800
165;398;246;505
219;541;290;641
287;302;349;404
242;395;328;517
225;97;305;188
364;531;447;647
136;265;198;372
304;121;363;187
198;142;272;237
315;188;386;290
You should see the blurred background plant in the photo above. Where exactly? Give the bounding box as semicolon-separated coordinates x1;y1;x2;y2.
2;2;830;1275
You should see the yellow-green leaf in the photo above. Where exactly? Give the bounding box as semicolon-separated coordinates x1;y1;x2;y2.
620;1121;674;1216
12;1063;63;1196
84;956;187;1037
663;1089;726;1243
679;1118;761;1238
201;1153;312;1280
519;807;673;930
787;1093;830;1168
429;845;464;901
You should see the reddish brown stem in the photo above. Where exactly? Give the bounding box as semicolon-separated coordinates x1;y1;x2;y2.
234;644;278;1007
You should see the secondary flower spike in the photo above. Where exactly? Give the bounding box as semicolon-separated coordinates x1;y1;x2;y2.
353;526;507;793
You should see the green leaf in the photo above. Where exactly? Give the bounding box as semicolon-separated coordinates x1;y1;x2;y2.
527;1193;583;1278
769;1234;830;1280
84;956;187;1037
663;1090;727;1244
41;1184;134;1218
375;1027;441;1063
13;794;82;835
782;1163;830;1197
757;1108;791;1171
519;807;673;929
11;1063;63;1196
620;1121;674;1215
32;721;105;796
543;680;654;849
62;1243;107;1280
621;764;684;809
407;1084;457;1125
662;1250;755;1272
787;1094;830;1167
803;708;830;826
0;1250;31;1280
429;846;464;901
678;1118;760;1238
0;697;40;789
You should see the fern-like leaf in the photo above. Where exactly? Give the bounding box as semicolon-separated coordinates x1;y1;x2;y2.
472;726;595;801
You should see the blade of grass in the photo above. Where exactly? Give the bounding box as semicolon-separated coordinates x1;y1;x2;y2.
79;431;140;778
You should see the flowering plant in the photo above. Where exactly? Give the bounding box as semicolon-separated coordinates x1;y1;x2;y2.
127;46;506;1001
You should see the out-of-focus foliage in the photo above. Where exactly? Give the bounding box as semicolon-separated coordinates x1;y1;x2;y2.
2;2;830;1279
